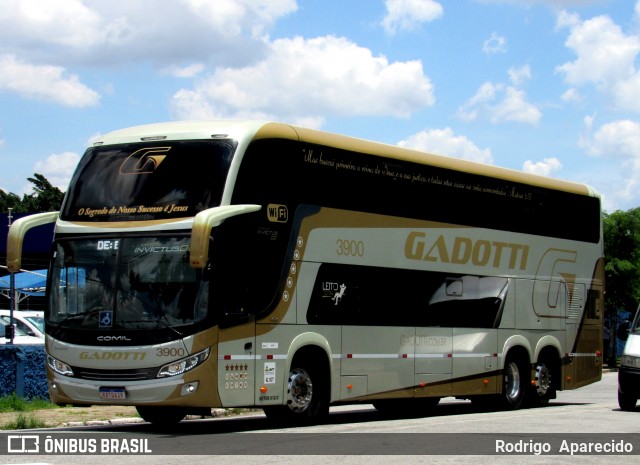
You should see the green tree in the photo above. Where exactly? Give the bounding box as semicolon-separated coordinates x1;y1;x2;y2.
0;174;65;213
0;190;23;213
21;174;65;212
603;208;640;320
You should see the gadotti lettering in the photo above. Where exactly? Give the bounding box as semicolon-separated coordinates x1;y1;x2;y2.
79;351;146;361
404;231;529;270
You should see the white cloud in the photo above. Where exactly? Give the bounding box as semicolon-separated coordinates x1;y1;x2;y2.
457;71;541;124
561;87;582;103
0;54;100;107
611;73;640;112
0;0;300;106
556;9;580;30
579;119;640;206
161;63;205;79
556;10;640;112
183;0;297;38
397;127;493;164
491;87;542;124
0;0;297;67
33;152;81;190
556;14;640;85
582;113;596;131
508;65;531;86
522;157;563;177
483;32;507;54
381;0;444;35
581;119;640;158
0;0;106;49
171;35;435;122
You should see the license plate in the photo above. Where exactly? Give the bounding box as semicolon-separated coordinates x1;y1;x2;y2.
99;387;126;400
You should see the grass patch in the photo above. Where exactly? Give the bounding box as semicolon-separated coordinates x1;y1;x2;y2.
0;393;57;413
1;413;47;430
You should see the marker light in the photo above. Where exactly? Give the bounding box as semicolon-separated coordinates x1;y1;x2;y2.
157;347;211;378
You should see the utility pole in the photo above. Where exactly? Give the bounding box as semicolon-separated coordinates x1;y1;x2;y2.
7;208;15;344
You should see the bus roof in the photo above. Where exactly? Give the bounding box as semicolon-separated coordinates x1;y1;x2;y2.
94;120;598;198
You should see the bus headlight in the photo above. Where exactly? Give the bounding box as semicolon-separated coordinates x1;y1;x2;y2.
157;347;211;378
621;354;640;368
47;355;74;376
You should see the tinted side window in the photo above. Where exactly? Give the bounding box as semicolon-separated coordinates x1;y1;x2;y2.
235;139;600;243
307;264;508;329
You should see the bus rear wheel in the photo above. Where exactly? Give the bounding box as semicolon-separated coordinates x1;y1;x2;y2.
500;355;527;410
530;358;556;406
136;406;186;426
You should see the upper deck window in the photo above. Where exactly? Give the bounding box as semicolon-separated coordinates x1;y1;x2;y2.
61;140;235;222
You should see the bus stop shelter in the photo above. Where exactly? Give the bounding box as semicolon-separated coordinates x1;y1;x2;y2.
0;269;47;307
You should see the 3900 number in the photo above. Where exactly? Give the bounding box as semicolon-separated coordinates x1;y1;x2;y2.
156;348;186;357
336;239;364;257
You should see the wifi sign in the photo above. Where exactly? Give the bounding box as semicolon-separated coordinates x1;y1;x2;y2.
267;204;288;223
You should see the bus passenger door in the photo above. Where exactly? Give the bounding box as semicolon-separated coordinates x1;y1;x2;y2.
217;321;256;407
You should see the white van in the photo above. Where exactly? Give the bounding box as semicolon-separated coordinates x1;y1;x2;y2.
618;311;640;410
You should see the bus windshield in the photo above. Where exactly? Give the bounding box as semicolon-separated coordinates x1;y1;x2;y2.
61;140;235;222
49;236;207;331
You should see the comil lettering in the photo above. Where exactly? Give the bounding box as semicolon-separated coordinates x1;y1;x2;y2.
404;231;529;271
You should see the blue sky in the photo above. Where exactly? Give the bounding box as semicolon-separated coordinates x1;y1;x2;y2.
0;0;639;213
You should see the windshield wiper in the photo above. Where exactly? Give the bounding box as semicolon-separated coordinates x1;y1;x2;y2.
119;317;183;337
55;312;101;327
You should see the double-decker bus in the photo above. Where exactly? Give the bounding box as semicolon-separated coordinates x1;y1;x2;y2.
7;120;604;425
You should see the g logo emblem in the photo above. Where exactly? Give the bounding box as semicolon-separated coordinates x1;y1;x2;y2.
532;248;578;317
119;147;170;175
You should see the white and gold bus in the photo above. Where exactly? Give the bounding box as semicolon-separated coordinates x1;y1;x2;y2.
7;120;604;425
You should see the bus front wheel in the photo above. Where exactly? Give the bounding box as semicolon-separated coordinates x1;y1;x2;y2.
136;406;186;426
264;361;329;424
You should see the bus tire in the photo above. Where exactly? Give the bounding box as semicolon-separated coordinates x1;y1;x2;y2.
530;354;557;406
500;354;527;410
618;388;637;411
136;406;186;426
264;356;329;424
